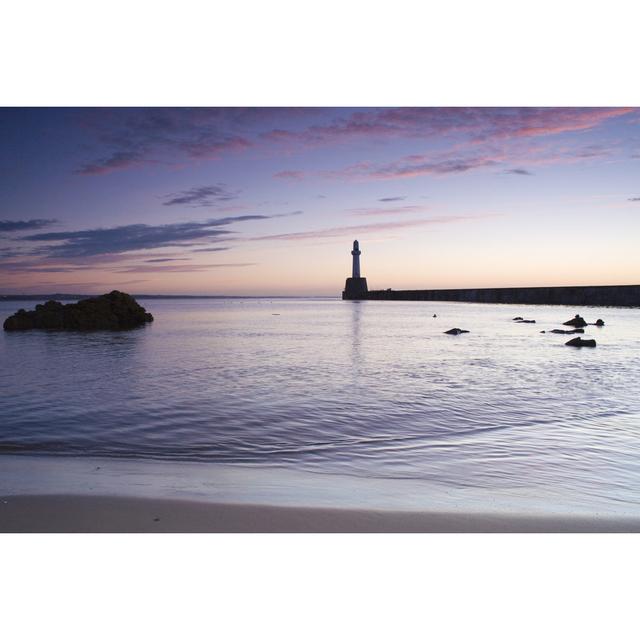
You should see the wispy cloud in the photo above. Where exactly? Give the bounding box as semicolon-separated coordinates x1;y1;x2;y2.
326;135;624;182
378;196;406;202
0;248;24;259
347;205;429;217
75;151;144;176
330;154;501;180
574;144;613;159
272;210;304;218
0;219;57;232
263;107;635;148
273;170;305;180
115;263;256;273
71;107;637;177
629;197;640;202
74;108;254;175
504;168;533;176
162;184;240;207
20;215;269;258
0;262;83;273
251;214;495;242
191;246;231;253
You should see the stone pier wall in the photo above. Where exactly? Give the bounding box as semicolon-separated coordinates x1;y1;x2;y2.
360;284;640;307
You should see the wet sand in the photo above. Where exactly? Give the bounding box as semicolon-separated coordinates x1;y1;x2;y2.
2;494;640;532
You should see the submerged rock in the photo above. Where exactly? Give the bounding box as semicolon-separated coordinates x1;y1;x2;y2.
512;316;523;321
514;319;536;323
3;291;154;331
594;319;605;326
565;337;596;347
444;328;469;335
550;328;585;334
563;314;588;328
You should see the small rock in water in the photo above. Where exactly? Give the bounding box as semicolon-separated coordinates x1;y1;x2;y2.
515;319;536;323
444;328;469;335
550;328;585;334
565;337;596;347
594;319;605;326
433;314;437;318
563;314;588;328
512;316;523;321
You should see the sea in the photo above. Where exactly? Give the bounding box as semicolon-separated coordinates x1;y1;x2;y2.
1;297;640;516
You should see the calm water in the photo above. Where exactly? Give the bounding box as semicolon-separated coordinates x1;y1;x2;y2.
1;297;640;512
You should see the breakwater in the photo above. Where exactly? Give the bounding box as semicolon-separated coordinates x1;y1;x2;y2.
356;284;640;307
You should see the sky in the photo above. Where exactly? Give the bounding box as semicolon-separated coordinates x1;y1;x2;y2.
1;107;639;295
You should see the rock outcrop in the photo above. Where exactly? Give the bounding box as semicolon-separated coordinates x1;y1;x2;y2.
444;328;469;335
565;337;596;347
563;314;588;328
3;291;154;331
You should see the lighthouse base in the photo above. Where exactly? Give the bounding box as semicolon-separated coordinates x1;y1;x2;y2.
342;277;368;300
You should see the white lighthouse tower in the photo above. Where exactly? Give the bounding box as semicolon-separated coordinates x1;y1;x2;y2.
342;239;368;300
351;239;361;278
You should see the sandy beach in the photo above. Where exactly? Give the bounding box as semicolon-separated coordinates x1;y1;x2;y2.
2;494;640;533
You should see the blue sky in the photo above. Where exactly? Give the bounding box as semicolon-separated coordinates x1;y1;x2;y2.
1;107;639;294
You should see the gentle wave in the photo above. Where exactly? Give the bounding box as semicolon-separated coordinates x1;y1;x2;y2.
1;298;640;508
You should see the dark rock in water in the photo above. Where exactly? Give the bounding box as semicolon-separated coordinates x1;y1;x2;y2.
515;319;536;323
565;337;596;347
594;319;605;326
550;328;585;334
563;314;588;328
3;291;154;331
512;316;523;321
444;328;469;335
433;314;437;318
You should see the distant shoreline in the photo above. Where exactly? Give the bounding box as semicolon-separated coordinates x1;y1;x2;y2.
0;294;334;301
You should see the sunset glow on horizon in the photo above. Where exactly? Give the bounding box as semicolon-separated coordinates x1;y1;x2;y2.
1;107;639;295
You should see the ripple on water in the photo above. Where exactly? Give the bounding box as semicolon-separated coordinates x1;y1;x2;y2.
1;298;640;511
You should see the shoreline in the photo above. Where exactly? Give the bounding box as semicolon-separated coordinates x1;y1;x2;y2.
3;454;640;531
3;494;640;533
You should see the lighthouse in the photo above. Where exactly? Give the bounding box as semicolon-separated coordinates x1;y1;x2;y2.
342;239;369;300
351;239;361;278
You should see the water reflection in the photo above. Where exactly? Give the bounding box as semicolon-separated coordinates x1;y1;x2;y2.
350;300;363;371
1;298;640;514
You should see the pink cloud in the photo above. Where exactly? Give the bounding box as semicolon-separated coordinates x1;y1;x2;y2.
75;107;637;177
251;214;496;242
325;153;505;181
115;262;256;273
347;205;430;216
262;107;636;149
325;135;626;182
273;170;306;180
